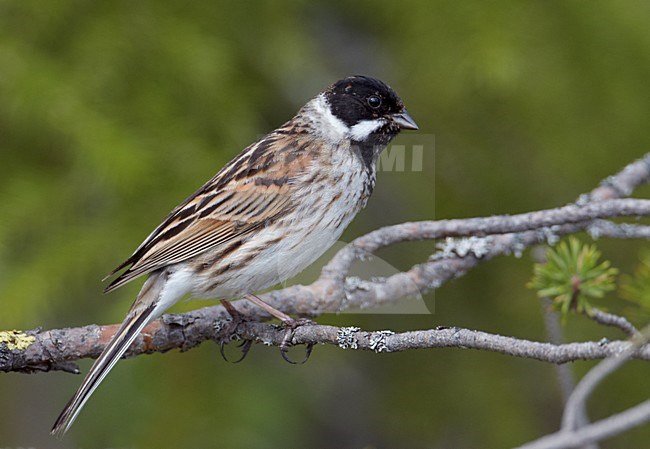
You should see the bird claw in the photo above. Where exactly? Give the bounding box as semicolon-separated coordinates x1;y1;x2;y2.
220;339;253;364
279;318;315;365
217;300;254;363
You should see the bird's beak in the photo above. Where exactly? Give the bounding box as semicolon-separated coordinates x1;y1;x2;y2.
392;110;419;130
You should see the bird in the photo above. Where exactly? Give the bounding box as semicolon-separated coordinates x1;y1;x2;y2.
51;75;418;436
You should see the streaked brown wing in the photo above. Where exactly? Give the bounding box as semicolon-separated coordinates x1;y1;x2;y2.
104;129;312;293
104;183;294;293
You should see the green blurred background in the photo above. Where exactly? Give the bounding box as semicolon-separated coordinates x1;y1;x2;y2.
2;1;650;447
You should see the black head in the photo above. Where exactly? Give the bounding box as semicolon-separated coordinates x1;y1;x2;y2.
323;75;418;137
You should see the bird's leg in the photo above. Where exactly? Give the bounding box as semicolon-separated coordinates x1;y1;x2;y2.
243;293;314;364
220;298;244;321
217;299;252;363
243;293;294;322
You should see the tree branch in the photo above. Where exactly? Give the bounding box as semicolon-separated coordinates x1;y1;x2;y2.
584;309;639;338
4;317;650;374
3;154;650;375
514;400;650;449
515;327;650;449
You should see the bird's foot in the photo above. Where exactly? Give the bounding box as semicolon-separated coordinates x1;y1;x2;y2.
217;300;253;363
240;293;316;364
278;317;315;365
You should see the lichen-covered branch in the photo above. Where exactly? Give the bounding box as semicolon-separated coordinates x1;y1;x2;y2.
2;154;650;375
3;318;650;374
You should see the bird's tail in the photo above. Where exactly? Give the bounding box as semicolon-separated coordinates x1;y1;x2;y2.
51;276;165;437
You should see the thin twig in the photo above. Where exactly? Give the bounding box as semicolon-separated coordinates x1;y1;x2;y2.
580;154;650;203
514;400;650;449
517;327;650;449
540;298;577;403
587;220;650;240
532;247;576;401
584;309;640;337
562;327;649;431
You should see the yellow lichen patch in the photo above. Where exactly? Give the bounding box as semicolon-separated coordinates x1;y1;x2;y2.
0;330;36;351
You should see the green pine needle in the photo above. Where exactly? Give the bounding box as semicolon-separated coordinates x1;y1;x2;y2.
528;237;618;315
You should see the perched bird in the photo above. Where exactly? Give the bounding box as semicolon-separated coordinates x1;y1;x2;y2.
51;75;418;436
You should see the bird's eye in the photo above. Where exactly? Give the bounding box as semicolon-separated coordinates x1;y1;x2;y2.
367;95;382;109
